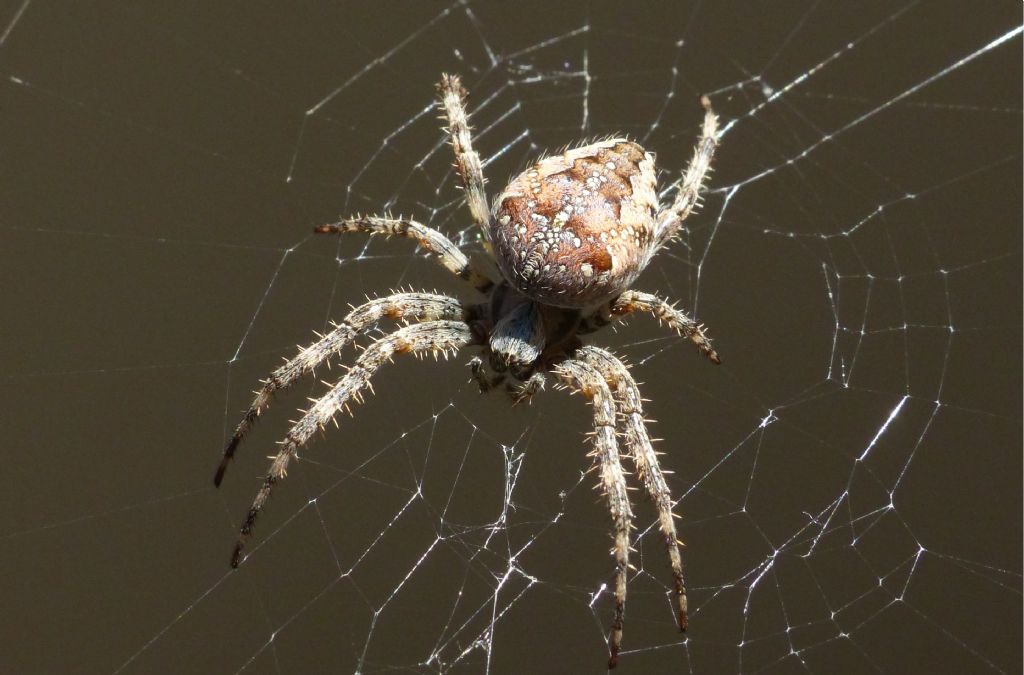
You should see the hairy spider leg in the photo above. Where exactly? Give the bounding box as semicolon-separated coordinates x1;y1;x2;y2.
438;74;491;239
214;293;470;486
580;290;721;365
576;346;690;632
316;216;494;292
553;358;635;669
653;97;720;252
230;320;476;568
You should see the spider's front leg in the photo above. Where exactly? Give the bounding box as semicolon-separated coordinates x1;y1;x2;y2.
230;320;476;568
315;215;494;292
214;292;471;486
575;346;690;633
553;358;634;669
581;290;721;364
654;96;720;251
438;74;491;238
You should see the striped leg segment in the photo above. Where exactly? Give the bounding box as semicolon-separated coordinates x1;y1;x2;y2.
214;293;468;486
316;215;494;292
553;358;634;669
576;346;690;633
230;320;475;567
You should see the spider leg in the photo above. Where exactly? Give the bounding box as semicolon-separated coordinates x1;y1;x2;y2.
653;97;719;251
315;215;494;293
580;290;721;365
575;346;690;633
230;320;475;568
437;74;491;238
214;293;470;487
552;359;633;669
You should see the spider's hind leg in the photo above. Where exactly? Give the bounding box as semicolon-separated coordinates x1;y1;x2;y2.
553;358;634;668
575;345;690;633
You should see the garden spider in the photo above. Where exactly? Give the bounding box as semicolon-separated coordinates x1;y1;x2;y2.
215;73;720;669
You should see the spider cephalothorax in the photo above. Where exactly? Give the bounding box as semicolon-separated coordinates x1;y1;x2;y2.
215;74;720;669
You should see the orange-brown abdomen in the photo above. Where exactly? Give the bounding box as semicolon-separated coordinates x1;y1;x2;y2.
490;139;659;308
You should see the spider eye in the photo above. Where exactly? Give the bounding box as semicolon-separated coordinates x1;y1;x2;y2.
490;139;658;308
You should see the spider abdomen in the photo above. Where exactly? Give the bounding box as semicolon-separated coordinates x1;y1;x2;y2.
490;139;659;308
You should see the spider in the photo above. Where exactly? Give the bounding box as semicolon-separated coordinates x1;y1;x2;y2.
214;74;720;669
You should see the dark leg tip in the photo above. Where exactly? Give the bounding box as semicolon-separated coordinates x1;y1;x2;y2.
607;651;619;669
231;546;244;569
215;437;243;487
213;462;228;487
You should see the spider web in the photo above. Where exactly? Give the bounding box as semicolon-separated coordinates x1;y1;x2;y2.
1;2;1021;673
